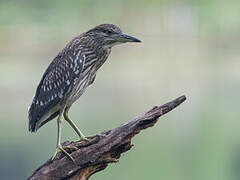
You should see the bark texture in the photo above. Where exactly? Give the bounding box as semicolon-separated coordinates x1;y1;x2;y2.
28;95;186;180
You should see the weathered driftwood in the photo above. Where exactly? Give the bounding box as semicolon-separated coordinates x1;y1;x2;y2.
28;95;186;180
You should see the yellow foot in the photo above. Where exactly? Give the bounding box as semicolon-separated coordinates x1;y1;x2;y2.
51;145;78;161
79;136;89;141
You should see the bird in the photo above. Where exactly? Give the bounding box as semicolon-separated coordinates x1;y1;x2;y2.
28;24;141;160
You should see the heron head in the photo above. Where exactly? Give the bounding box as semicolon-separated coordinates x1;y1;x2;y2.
87;24;141;48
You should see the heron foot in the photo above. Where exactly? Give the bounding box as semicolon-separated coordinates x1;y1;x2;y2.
79;135;89;142
51;144;78;161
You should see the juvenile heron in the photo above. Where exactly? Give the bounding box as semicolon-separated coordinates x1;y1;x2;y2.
28;24;141;160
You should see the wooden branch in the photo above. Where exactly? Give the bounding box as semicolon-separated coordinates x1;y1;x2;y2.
28;95;186;180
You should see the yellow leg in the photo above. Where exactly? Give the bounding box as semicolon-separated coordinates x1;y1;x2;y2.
51;111;77;161
64;107;88;141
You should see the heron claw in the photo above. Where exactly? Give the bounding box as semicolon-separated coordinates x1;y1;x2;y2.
51;145;77;161
79;136;89;142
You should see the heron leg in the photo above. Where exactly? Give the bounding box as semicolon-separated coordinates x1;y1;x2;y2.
64;107;88;141
51;111;76;161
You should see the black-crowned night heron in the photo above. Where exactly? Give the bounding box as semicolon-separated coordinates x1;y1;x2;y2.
28;24;141;160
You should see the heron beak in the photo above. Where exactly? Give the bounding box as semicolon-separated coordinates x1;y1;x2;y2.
118;33;141;43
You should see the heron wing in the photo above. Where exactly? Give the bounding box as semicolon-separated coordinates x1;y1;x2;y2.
28;50;86;132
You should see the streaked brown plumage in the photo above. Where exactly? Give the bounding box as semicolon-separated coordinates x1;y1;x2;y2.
28;24;141;160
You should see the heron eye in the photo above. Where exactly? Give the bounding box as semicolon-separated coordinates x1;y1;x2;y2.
103;30;113;34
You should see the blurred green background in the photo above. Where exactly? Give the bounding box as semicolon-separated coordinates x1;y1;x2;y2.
1;0;240;179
